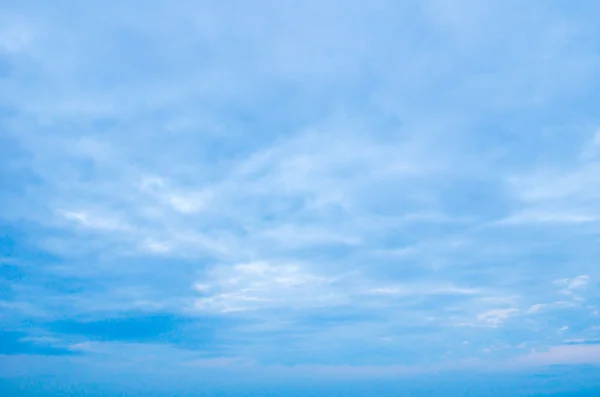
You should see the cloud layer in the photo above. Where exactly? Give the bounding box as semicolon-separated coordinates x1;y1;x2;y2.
2;0;600;392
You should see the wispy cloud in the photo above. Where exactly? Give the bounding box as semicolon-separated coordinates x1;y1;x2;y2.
477;308;520;327
556;275;591;296
1;0;600;391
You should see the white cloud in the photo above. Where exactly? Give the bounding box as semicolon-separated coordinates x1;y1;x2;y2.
528;304;546;314
60;210;131;232
140;176;213;214
497;211;598;225
477;309;519;327
504;131;600;227
194;261;342;313
367;285;478;296
514;344;600;366
257;224;362;247
568;275;590;290
555;275;590;296
193;261;482;316
142;240;172;254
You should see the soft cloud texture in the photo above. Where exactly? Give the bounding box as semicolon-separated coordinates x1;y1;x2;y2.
2;0;600;395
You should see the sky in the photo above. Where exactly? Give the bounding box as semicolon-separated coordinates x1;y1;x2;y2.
1;0;600;396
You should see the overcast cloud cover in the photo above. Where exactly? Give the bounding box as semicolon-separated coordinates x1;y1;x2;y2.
1;0;600;396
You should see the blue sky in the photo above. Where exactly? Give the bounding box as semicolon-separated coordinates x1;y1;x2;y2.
1;0;600;396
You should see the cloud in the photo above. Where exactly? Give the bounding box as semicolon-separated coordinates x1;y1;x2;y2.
501;131;600;228
0;331;71;356
528;304;547;314
366;285;478;296
193;260;481;315
555;275;591;296
194;261;341;313
581;129;600;160
60;210;130;232
1;0;600;388
497;211;599;225
476;309;520;327
514;344;600;366
568;275;590;290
